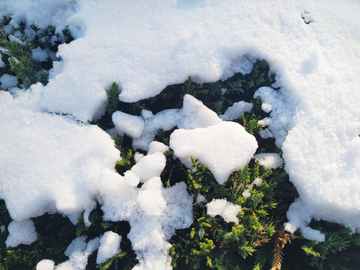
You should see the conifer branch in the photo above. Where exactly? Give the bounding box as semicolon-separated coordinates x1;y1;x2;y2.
271;230;296;270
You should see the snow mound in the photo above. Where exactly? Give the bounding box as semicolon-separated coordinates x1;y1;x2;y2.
98;147;193;270
206;199;241;224
5;219;37;247
55;237;100;270
170;121;258;184
254;86;295;148
254;153;284;169
125;94;222;151
97;231;122;264
0;74;18;89
0;91;120;222
36;260;55;270
220;101;253;121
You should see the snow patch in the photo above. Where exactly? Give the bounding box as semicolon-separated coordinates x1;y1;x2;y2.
0;91;120;222
170;121;258;184
254;153;284;169
206;199;241;224
5;219;37;247
97;231;121;264
0;74;18;89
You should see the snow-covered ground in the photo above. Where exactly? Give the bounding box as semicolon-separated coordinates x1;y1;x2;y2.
1;0;360;269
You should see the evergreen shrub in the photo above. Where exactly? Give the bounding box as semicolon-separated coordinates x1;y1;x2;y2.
0;20;359;270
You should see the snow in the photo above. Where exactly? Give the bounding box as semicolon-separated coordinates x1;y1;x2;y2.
254;153;284;169
96;147;192;269
221;56;255;80
0;0;359;267
0;0;77;34
261;103;272;113
96;231;121;264
242;177;263;200
65;236;88;257
32;47;49;62
132;109;181;151
113;111;145;138
254;86;295;148
253;178;263;186
55;237;100;270
100;166;193;270
206;199;242;224
196;194;206;204
219;101;253;121
0;91;120;222
242;190;251;199
137;178;167;216
0;55;4;68
170;121;258;184
36;260;55;270
148;141;169;155
5;219;37;247
129;94;222;151
178;94;223;129
131;152;166;182
0;74;18;89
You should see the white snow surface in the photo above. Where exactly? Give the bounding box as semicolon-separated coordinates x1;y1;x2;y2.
0;55;4;68
254;86;295;148
99;164;193;270
0;74;18;89
32;47;49;62
219;101;253;121
148;141;169;155
96;148;192;269
0;91;120;222
206;199;242;224
0;0;359;267
254;153;284;169
131;152;166;182
128;94;223;151
54;237;100;270
5;219;37;247
170;121;258;184
113;111;145;138
96;231;121;264
36;260;55;270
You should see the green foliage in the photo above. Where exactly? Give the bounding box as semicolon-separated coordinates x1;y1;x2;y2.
93;82;121;129
106;82;121;115
111;135;136;175
240;113;262;135
0;262;8;270
2;51;359;270
104;59;275;119
170;159;282;270
97;252;128;270
0;200;77;269
116;148;134;172
300;224;360;270
74;204;138;270
0;16;73;89
187;156;220;194
2;39;39;88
